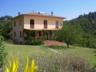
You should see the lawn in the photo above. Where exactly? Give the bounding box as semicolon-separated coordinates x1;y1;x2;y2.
4;42;53;59
3;42;96;70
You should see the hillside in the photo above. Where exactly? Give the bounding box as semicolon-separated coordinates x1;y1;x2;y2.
65;12;96;34
0;15;12;39
62;12;96;48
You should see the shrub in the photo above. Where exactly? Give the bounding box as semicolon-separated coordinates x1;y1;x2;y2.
17;54;92;72
48;36;56;40
79;37;96;48
0;35;8;68
25;37;44;45
25;40;31;45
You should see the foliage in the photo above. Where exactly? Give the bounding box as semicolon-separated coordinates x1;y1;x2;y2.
25;37;43;45
66;12;96;34
55;23;83;48
4;56;37;72
0;15;12;23
23;29;35;37
0;16;12;40
24;29;44;45
79;34;96;48
41;30;54;40
0;35;8;68
19;54;91;72
63;12;96;48
5;54;94;72
41;30;48;40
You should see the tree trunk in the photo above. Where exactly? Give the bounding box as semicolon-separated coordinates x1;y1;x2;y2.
67;43;69;48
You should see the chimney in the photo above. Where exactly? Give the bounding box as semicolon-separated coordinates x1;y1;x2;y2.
51;12;53;16
38;12;40;14
18;12;20;15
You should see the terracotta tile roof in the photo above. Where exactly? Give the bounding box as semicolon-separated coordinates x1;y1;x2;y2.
13;11;65;19
22;12;65;19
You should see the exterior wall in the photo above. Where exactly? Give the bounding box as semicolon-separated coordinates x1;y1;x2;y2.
12;15;64;44
23;16;63;30
12;16;24;44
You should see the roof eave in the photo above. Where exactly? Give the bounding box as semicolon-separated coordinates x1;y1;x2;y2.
22;14;65;19
12;14;66;20
12;14;23;20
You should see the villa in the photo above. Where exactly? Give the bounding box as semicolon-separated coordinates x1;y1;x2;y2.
12;10;65;44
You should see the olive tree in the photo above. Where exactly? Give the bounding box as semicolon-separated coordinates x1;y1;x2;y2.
55;23;82;48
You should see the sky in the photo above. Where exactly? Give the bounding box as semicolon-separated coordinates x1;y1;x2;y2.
0;0;96;20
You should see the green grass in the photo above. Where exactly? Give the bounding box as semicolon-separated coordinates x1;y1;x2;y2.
4;43;52;59
4;42;96;67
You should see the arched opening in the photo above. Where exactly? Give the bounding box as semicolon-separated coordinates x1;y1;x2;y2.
30;19;34;28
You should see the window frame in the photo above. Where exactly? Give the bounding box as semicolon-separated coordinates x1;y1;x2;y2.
56;21;59;28
30;19;34;28
20;31;23;37
19;20;22;26
44;20;47;29
14;32;16;37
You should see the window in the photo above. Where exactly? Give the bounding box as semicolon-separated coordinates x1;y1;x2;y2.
44;20;47;28
56;21;59;28
14;32;16;37
19;20;22;26
14;21;16;26
30;19;34;28
20;31;22;37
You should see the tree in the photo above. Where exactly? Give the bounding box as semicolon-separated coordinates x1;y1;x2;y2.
0;35;8;68
79;33;96;48
62;12;96;48
55;23;82;48
1;21;12;40
0;16;12;40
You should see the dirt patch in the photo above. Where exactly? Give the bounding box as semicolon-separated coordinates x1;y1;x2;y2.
44;40;64;45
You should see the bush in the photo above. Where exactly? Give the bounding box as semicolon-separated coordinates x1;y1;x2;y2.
25;40;31;45
0;35;8;68
17;54;92;72
78;37;96;48
34;39;43;45
25;37;44;45
48;36;56;40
